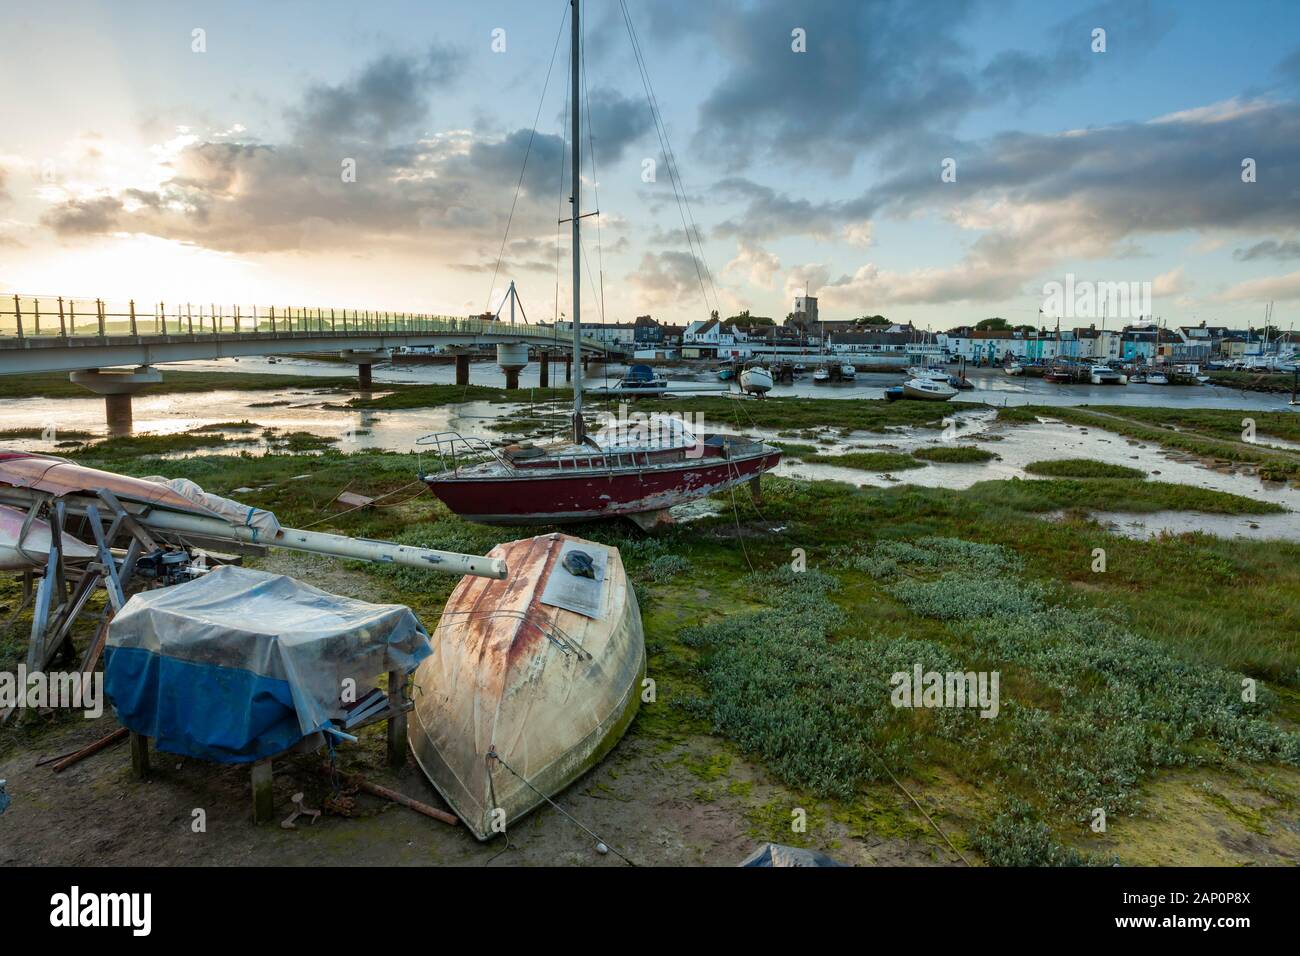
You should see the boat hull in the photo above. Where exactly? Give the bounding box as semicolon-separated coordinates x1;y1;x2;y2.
424;448;782;524
408;533;645;840
900;380;957;401
740;368;774;394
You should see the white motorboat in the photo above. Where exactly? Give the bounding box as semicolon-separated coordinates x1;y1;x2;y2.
812;367;831;383
907;365;949;382
1004;362;1025;376
739;365;774;396
1146;372;1169;385
900;377;958;401
1089;365;1124;385
839;363;857;380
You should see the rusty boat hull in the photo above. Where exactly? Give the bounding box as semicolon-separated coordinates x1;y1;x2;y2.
408;533;645;840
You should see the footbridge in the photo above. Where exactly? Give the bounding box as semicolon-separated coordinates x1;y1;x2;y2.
0;294;612;425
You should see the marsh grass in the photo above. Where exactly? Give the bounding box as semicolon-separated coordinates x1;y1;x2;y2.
911;445;997;464
1024;459;1146;479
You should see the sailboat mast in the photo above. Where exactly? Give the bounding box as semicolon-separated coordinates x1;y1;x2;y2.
570;0;585;443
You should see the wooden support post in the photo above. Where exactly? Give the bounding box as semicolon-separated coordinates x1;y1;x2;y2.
130;732;150;779
386;669;407;769
13;295;22;338
539;351;550;388
128;299;137;336
251;758;274;823
97;299;105;336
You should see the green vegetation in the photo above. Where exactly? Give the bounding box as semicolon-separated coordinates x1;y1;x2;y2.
998;404;1300;481
0;427;95;440
633;394;957;433
1207;370;1297;395
911;445;997;463
0;370;363;399
351;383;571;410
799;451;926;472
962;477;1279;515
1025;459;1146;479
5;392;1300;863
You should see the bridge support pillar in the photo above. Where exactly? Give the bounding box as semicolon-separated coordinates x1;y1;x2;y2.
503;368;520;390
539;352;550;388
455;353;470;386
565;355;572;383
70;367;163;433
338;349;390;389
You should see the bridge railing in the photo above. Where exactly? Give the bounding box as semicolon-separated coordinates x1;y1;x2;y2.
0;294;605;350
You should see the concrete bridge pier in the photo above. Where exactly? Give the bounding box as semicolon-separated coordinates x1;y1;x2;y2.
538;351;550;388
339;349;391;389
70;366;163;432
497;343;527;391
565;355;572;383
455;353;471;386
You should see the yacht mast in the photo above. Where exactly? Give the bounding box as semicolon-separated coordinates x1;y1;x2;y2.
570;0;585;443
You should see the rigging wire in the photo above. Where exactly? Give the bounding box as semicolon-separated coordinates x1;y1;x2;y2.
617;0;720;316
485;3;569;313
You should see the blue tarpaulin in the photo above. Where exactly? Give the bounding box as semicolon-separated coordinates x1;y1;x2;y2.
105;565;431;763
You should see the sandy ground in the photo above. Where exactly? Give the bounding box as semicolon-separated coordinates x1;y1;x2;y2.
0;707;964;867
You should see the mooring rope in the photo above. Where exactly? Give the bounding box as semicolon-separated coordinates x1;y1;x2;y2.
487;747;636;865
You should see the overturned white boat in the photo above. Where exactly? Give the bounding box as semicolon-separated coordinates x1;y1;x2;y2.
408;533;645;840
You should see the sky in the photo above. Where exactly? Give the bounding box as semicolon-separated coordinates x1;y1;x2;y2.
1;0;1298;332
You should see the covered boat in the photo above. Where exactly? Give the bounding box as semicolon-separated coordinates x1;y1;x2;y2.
408;533;645;840
0;503;97;570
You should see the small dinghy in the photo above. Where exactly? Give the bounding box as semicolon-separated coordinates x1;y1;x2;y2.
409;532;645;840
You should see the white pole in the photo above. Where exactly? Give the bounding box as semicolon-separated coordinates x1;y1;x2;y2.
136;510;507;579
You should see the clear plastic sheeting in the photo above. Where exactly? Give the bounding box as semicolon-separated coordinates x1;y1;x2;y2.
141;475;281;538
738;843;844;867
104;565;431;763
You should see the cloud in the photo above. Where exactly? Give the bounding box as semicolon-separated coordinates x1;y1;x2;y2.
716;97;1300;307
41;195;124;235
625;250;710;308
724;239;781;288
690;0;1172;172
1215;270;1300;303
290;46;461;143
1153;266;1191;297
1233;238;1300;261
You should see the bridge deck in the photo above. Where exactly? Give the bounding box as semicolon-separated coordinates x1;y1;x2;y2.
0;296;607;375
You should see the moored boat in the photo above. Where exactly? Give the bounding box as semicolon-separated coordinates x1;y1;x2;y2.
900;377;958;401
812;366;830;383
739;365;774;396
1088;364;1124;385
1005;362;1025;376
838;362;857;380
906;365;949;382
883;385;905;402
1146;371;1169;385
613;363;669;395
408;532;645;840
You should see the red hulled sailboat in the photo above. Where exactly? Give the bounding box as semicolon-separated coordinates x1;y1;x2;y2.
420;4;780;526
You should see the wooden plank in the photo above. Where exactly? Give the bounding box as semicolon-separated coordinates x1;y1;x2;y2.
320;766;458;826
51;727;129;773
